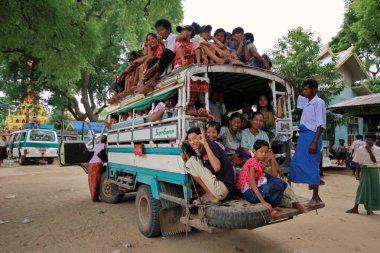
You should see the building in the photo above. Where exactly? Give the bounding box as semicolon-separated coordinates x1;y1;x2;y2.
318;46;372;145
328;93;380;142
0;93;50;138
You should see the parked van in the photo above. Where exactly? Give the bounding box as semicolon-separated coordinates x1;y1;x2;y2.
60;64;324;237
8;129;58;165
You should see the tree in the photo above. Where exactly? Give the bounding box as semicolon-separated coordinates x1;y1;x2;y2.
270;27;344;137
330;0;380;77
0;96;16;126
0;0;183;121
48;108;72;130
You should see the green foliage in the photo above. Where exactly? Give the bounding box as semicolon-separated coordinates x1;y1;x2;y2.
0;96;16;126
366;78;380;93
271;27;343;105
0;0;183;120
49;108;72;130
271;27;345;133
330;0;380;77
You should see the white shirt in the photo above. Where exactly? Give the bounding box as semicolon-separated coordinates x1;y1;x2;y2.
353;145;380;167
209;101;226;123
0;140;7;147
153;102;166;113
164;33;177;52
297;95;326;132
350;139;365;154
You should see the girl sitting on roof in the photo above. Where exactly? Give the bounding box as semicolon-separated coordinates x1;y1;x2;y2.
173;25;201;68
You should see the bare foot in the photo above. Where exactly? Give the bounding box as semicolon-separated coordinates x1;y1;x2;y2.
305;199;321;207
143;66;156;80
346;208;359;214
231;59;244;66
136;84;154;94
293;202;307;213
270;210;280;219
215;58;226;64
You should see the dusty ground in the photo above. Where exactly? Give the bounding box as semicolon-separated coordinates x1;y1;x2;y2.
0;161;379;253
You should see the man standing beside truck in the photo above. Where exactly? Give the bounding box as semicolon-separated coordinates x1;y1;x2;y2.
289;78;326;206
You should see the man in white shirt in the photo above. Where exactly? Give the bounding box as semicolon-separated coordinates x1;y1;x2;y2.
350;135;365;155
289;78;326;206
209;91;226;124
150;97;177;122
138;19;177;94
346;135;380;215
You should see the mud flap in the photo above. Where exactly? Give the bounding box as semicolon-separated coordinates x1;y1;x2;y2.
159;206;190;236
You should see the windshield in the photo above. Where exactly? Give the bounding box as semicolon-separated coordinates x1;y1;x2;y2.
29;130;56;142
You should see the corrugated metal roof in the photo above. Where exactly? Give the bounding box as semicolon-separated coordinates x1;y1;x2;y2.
67;121;105;133
328;94;380;109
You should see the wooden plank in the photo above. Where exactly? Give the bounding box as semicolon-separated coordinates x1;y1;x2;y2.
272;197;325;221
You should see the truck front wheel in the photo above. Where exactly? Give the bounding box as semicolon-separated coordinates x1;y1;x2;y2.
136;185;162;237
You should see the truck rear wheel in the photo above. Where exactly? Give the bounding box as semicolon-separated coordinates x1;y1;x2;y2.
99;171;124;204
47;157;54;164
19;155;27;165
136;185;162;237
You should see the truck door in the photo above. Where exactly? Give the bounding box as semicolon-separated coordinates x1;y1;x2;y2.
59;121;98;173
12;133;21;158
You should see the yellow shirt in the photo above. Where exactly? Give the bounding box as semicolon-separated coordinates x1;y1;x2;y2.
261;110;275;127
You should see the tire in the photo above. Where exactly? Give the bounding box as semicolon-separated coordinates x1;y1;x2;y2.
19;155;26;165
99;171;124;204
205;200;271;229
47;157;54;164
135;185;162;237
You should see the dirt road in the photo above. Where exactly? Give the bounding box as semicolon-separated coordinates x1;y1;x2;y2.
0;162;379;253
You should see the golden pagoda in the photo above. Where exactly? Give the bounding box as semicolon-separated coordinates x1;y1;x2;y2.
2;93;49;135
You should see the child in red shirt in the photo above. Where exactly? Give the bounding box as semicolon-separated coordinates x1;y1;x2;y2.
236;140;287;218
173;25;201;68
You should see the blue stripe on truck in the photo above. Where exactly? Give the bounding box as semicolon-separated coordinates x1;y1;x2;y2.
108;162;190;200
107;147;181;155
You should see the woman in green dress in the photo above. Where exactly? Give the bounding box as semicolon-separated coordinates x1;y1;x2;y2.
346;135;380;215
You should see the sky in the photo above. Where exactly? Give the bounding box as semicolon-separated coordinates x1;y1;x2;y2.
182;0;345;53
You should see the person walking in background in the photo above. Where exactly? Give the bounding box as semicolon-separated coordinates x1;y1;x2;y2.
349;135;365;174
288;78;326;206
0;136;8;167
346;135;380;215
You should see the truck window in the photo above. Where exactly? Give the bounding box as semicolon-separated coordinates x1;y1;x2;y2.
20;132;26;142
29;130;56;142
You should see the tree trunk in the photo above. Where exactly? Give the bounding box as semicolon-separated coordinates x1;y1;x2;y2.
80;71;97;122
69;97;86;121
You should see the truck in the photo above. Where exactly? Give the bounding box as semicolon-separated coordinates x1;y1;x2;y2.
59;64;324;237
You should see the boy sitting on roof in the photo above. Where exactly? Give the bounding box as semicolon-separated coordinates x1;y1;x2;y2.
137;19;177;94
